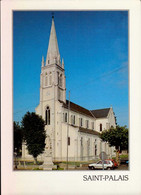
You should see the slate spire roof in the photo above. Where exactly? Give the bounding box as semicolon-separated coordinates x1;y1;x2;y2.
46;16;60;66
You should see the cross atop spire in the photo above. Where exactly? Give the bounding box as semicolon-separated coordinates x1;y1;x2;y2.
46;16;60;66
52;12;54;19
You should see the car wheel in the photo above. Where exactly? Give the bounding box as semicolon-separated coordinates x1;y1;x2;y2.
91;166;95;170
107;167;111;170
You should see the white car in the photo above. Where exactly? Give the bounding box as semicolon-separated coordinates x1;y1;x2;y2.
88;160;114;170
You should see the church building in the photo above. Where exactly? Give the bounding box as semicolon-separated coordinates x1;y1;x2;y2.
22;16;116;162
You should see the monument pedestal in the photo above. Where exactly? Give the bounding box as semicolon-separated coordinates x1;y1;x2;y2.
43;135;57;170
43;156;56;170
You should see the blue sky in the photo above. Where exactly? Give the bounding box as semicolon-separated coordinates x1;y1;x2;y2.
13;11;128;126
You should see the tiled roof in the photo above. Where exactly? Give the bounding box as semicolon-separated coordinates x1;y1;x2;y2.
59;100;93;117
59;100;110;119
91;108;110;118
78;127;100;136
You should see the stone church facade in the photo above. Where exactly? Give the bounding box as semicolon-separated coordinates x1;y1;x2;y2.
22;16;116;162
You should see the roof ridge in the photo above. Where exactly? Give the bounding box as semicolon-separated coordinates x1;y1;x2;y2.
65;100;94;117
66;100;90;111
59;100;111;119
91;108;110;111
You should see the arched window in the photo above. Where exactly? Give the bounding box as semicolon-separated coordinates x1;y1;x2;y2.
80;118;83;127
58;89;60;100
65;113;67;122
49;73;52;85
73;115;75;125
100;123;102;131
68;137;70;145
79;118;83;127
95;144;97;156
45;73;48;86
45;106;50;125
71;115;73;124
86;120;89;128
60;74;62;87
57;72;59;85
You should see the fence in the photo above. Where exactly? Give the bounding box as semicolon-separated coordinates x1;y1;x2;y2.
14;153;115;170
52;154;112;162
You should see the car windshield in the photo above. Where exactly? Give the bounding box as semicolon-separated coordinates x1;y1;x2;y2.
97;161;102;164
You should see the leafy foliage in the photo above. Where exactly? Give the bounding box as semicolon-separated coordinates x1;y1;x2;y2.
100;125;128;151
22;112;46;162
14;121;23;155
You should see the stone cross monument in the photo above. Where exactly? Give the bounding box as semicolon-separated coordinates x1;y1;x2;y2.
43;135;56;170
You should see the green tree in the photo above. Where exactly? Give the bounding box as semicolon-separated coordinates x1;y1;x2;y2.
22;112;46;164
100;125;128;164
14;121;23;156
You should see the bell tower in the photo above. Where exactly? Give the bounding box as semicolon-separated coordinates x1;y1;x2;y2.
41;15;66;104
36;16;66;113
36;16;66;158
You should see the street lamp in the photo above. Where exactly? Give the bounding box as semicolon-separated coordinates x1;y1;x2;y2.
100;141;104;170
94;139;97;160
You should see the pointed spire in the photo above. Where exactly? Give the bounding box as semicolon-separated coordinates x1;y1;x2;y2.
46;16;60;66
41;56;44;67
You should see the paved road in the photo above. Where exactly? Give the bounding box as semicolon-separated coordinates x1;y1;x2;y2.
74;164;128;171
